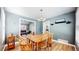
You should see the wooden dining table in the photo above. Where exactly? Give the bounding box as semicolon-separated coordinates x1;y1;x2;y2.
27;34;48;50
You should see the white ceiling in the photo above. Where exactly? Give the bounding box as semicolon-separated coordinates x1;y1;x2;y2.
21;20;32;25
5;7;76;21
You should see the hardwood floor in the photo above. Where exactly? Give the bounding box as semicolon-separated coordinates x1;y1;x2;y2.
51;42;76;51
4;41;76;51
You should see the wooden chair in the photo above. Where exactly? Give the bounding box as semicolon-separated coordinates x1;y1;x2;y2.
47;33;52;47
7;34;15;50
19;36;32;51
38;34;48;51
44;32;53;50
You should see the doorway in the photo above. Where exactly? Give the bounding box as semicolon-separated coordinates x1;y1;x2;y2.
19;18;36;36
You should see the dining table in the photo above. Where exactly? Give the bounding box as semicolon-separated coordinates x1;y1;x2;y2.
27;34;49;50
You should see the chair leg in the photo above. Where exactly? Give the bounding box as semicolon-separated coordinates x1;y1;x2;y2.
47;43;52;51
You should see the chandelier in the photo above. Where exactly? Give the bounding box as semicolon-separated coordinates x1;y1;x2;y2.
38;9;46;21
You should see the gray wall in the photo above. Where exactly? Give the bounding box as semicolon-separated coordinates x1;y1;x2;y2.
46;12;75;44
5;11;43;37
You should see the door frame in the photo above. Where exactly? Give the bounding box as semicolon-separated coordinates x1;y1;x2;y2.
43;20;50;33
19;18;36;36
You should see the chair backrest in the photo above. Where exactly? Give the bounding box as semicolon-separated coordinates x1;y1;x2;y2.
7;33;15;42
44;32;53;44
19;36;32;51
7;36;15;42
19;36;28;44
7;34;15;49
42;33;49;40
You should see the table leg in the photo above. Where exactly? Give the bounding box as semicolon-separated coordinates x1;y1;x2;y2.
33;42;36;51
32;41;34;51
36;42;38;51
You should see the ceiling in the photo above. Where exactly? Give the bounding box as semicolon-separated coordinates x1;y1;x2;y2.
21;20;33;25
5;7;76;21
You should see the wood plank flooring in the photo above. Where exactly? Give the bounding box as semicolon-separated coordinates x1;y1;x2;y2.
51;41;76;51
4;41;76;51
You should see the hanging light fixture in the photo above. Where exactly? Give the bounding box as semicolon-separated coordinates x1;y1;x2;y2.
38;9;46;21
